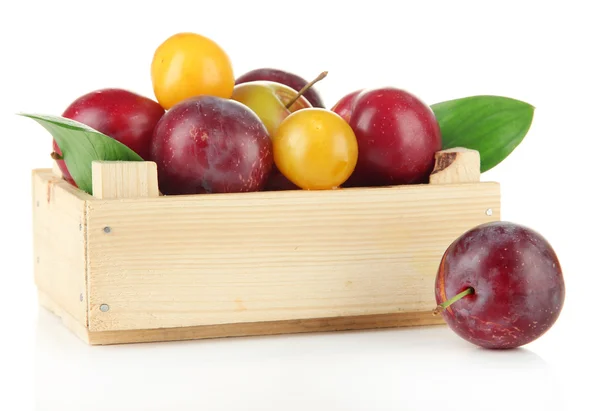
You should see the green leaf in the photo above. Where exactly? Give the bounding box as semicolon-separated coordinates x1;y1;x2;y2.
19;113;144;194
431;95;535;172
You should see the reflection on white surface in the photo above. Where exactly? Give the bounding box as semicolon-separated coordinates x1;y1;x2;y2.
34;308;565;411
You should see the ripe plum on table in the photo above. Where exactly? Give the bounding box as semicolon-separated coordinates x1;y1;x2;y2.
434;221;565;349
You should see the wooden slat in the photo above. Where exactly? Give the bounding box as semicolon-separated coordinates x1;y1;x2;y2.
92;161;159;199
429;147;481;185
86;182;501;332
32;169;91;328
87;311;445;345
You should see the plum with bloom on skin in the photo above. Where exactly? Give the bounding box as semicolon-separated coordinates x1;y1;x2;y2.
435;221;566;349
150;95;273;195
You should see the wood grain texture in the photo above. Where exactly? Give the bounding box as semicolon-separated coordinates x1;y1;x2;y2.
38;291;90;344
430;148;481;185
87;311;445;345
92;161;159;199
32;169;92;328
86;182;501;332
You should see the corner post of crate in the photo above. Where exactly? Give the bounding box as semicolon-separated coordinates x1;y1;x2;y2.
429;147;481;184
91;161;160;199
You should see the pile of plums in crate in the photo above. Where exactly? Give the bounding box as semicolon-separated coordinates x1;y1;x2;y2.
22;31;565;350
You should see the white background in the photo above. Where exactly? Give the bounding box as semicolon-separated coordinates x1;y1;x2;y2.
1;1;597;410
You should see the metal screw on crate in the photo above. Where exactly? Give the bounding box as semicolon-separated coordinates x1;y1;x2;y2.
485;208;493;216
103;226;111;234
100;304;110;312
80;293;84;302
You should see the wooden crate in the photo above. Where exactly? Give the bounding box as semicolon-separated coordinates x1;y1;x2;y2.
32;148;500;345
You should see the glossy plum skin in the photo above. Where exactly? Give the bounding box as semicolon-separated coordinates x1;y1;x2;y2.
435;221;565;349
150;95;273;194
54;88;165;185
235;68;325;108
331;89;363;123
346;88;442;186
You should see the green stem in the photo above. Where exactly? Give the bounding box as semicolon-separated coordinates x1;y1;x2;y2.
433;287;474;315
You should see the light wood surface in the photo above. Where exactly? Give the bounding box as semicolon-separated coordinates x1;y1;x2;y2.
32;169;89;328
92;161;159;199
86;181;500;332
38;291;90;344
86;311;444;345
38;287;443;346
32;146;501;345
429;147;481;185
51;160;63;178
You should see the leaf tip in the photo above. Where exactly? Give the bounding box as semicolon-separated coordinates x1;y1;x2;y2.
16;112;49;121
522;100;536;111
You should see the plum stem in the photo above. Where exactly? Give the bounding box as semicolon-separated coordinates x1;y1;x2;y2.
285;71;328;109
433;287;474;315
50;151;63;160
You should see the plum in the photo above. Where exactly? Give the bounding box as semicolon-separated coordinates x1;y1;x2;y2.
346;87;442;186
263;169;299;191
150;95;273;194
230;80;312;137
235;68;325;108
434;221;566;349
54;88;165;185
331;89;364;123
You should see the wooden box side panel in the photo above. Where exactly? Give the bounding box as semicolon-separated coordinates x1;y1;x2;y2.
32;169;89;328
87;311;443;345
86;182;501;332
